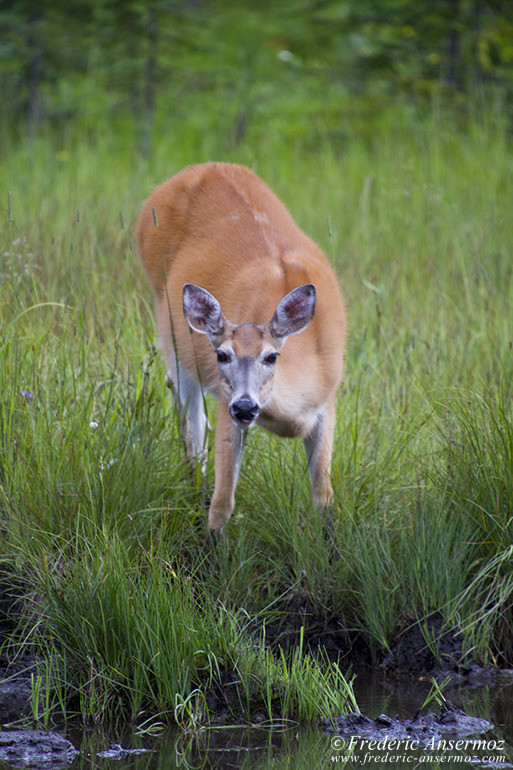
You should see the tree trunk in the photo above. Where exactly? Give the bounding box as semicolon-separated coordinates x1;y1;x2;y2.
140;3;157;155
27;7;44;130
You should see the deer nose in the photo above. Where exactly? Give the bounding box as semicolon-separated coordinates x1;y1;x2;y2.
230;396;260;426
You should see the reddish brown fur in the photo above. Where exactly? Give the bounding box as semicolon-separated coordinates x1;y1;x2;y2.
137;162;346;530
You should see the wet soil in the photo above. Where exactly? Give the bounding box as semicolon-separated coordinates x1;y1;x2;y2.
259;593;512;685
0;730;78;769
0;577;37;723
323;702;494;746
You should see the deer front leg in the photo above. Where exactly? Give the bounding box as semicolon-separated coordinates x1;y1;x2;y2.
209;400;246;531
304;398;336;509
165;364;209;475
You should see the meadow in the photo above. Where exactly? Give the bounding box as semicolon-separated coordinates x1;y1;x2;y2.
1;100;512;727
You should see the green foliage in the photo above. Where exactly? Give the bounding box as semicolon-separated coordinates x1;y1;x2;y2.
16;528;356;725
2;1;513;139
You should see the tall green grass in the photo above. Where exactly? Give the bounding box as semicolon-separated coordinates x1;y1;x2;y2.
1;101;513;724
17;527;357;725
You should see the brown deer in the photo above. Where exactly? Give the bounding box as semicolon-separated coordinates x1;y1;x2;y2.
137;163;346;532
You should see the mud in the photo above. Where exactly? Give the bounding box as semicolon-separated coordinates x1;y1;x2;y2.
0;730;78;769
262;598;513;685
323;701;494;745
0;675;33;723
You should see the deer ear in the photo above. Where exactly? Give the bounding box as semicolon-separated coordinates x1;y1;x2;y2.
183;284;226;342
269;284;316;339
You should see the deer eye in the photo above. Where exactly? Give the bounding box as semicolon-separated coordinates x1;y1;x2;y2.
216;350;231;364
263;352;278;365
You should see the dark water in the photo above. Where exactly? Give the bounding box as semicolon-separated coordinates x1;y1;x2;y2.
64;669;513;770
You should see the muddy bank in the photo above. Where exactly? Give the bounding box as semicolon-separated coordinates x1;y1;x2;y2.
0;731;78;769
260;595;513;685
323;702;494;746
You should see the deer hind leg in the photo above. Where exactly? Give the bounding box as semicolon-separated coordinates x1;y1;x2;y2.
208;400;246;531
304;398;336;510
165;361;209;475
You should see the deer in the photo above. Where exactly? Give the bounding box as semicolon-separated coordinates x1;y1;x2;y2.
136;162;346;533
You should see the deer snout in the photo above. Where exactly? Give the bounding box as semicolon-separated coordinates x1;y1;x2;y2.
230;396;260;427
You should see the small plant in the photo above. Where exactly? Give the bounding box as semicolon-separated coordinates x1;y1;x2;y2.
30;671;51;728
416;676;451;717
174;690;209;732
133;715;166;736
274;627;359;722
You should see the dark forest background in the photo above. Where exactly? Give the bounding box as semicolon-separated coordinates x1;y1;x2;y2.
2;1;513;149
